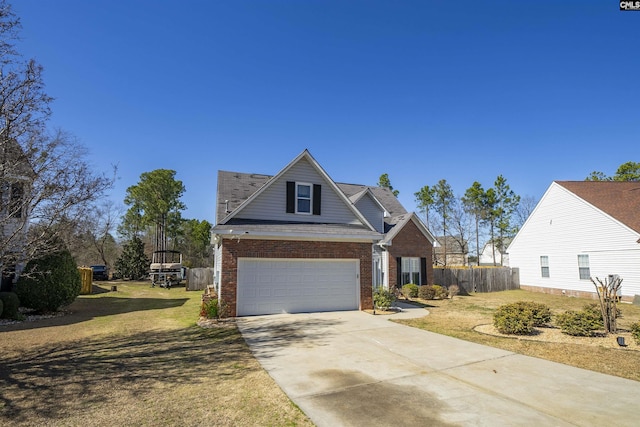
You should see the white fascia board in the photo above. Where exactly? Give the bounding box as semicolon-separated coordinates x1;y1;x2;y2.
216;229;382;242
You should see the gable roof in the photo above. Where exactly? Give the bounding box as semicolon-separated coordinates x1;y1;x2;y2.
382;212;436;245
218;150;374;230
556;181;640;234
0;139;36;179
347;188;388;215
212;150;437;244
216;171;271;224
337;183;407;217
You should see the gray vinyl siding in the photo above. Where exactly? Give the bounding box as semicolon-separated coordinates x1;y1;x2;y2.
1;218;27;252
355;193;384;233
234;158;363;225
509;183;640;297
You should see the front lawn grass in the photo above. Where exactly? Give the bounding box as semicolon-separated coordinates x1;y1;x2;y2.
0;282;313;427
396;289;640;382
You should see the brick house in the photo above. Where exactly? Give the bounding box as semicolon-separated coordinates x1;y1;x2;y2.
211;149;435;316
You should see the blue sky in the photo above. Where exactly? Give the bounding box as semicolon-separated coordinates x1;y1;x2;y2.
13;1;640;224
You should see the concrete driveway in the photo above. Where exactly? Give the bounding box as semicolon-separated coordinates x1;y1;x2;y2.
237;303;640;427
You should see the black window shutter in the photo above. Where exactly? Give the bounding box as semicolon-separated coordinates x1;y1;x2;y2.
286;181;295;213
313;184;321;215
396;257;402;288
420;257;427;285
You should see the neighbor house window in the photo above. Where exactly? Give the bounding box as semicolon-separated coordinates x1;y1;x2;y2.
540;256;549;278
401;257;420;285
578;255;590;280
9;183;24;218
296;183;311;214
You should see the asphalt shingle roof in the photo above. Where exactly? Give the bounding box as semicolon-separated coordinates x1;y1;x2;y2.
556;181;640;234
213;168;433;242
336;183;407;217
215;170;408;224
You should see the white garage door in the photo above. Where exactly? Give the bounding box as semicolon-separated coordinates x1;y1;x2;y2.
237;258;359;316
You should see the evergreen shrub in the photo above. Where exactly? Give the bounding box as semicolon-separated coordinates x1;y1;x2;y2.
373;288;396;310
418;285;447;300
630;322;640;345
17;250;81;312
401;284;419;299
493;302;535;335
556;310;601;337
0;292;21;319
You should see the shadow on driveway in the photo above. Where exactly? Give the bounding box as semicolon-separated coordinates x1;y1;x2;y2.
238;315;342;360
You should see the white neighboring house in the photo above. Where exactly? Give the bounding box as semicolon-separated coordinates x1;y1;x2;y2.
0;140;31;291
508;181;640;300
479;240;510;266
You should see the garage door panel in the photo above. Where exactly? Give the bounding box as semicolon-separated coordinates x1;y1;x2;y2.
237;259;359;316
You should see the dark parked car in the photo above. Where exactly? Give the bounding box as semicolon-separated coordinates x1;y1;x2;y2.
91;265;109;281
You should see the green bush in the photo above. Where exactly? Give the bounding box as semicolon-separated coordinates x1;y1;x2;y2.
631;322;640;345
200;298;221;319
401;284;419;299
0;292;20;319
418;284;435;300
114;236;150;280
373;288;396;310
511;301;552;327
434;285;447;299
418;285;447;300
493;302;535;335
556;310;601;337
17;250;81;312
582;303;605;328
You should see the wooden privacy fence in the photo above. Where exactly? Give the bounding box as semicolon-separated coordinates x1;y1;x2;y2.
433;267;520;294
186;268;215;291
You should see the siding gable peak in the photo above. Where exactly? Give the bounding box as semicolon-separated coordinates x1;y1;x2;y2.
219;149;377;231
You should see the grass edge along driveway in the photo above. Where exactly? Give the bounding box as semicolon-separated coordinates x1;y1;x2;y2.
0;282;313;427
396;289;640;383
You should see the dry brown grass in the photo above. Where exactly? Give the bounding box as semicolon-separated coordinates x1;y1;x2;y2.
396;289;640;382
0;282;313;427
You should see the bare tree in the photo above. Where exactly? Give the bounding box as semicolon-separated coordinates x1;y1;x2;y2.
88;201;122;268
591;276;622;334
1;2;113;277
514;195;537;231
448;202;471;266
8;131;115;264
65;200;122;268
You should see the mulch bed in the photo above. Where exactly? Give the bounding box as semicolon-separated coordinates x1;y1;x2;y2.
474;323;639;350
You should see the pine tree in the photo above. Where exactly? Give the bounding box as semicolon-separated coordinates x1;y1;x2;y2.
114;237;150;280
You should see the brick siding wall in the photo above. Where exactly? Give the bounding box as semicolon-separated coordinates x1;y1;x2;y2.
387;220;434;289
220;238;373;316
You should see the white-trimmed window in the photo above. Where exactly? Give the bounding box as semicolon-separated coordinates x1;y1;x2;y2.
578;255;590;280
401;257;420;285
540;256;549;278
296;183;312;214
